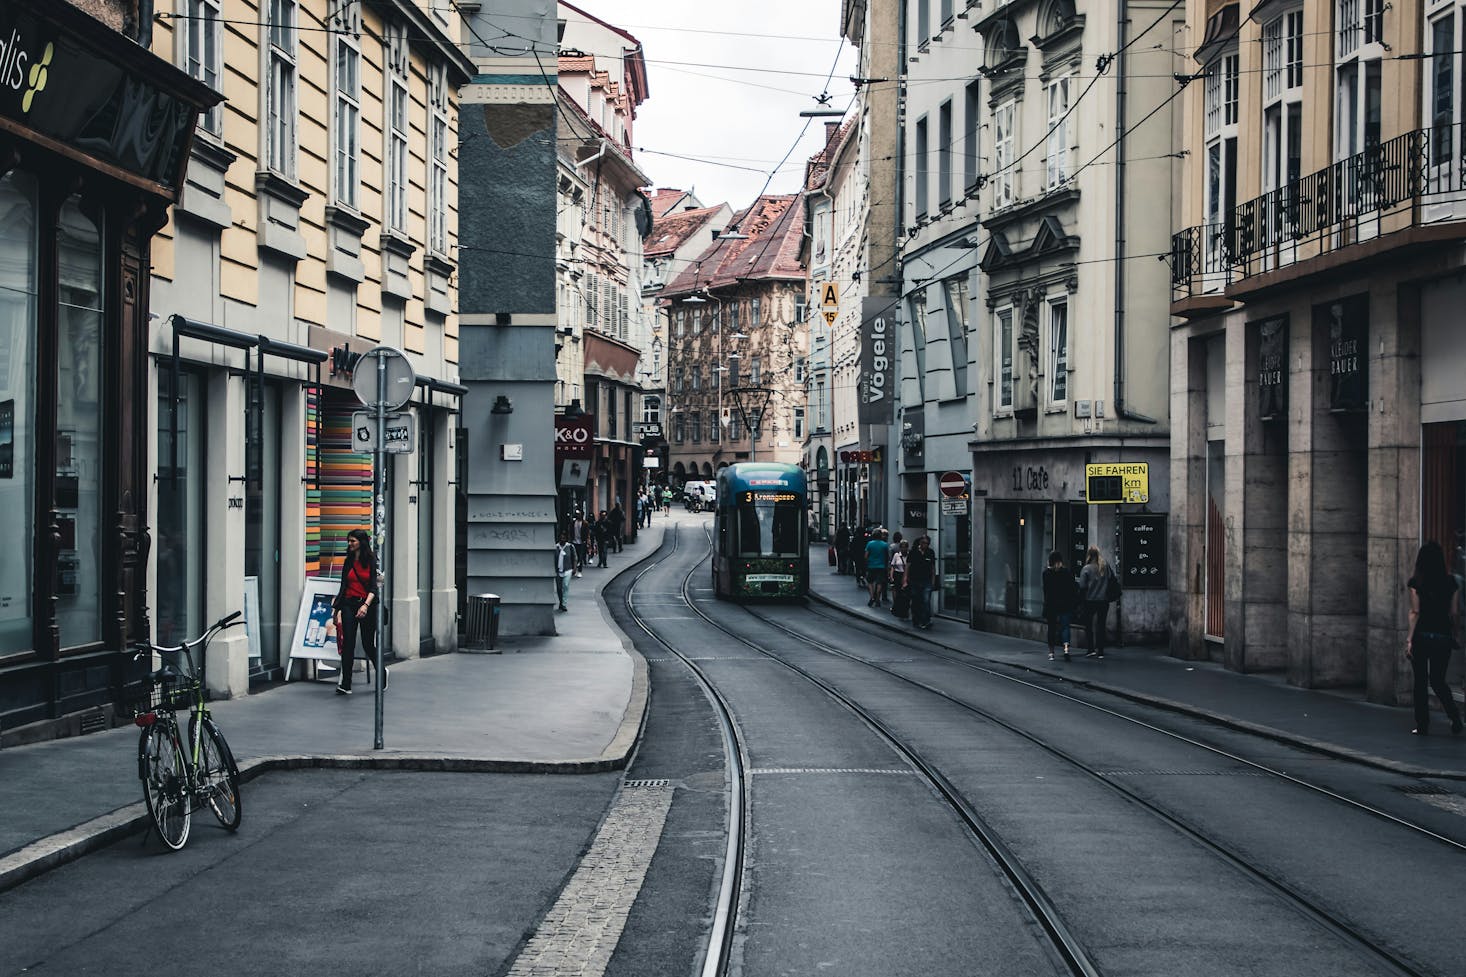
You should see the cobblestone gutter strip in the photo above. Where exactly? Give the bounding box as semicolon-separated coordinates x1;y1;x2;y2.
504;781;675;977
0;752;633;895
808;590;1466;783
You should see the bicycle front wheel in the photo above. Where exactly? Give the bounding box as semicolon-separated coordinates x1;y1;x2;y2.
139;722;191;850
195;718;242;831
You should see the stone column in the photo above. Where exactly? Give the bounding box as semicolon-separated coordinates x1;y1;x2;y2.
432;409;458;653
1233;314;1288;672
1169;327;1207;659
278;385;307;670
390;448;420;660
1366;282;1419;704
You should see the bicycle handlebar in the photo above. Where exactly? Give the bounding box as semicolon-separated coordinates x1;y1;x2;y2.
133;610;243;661
218;610;243;628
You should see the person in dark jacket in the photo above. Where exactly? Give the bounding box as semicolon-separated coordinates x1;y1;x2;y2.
1077;546;1115;659
834;524;851;575
1042;550;1077;661
609;501;626;552
850;524;871;588
332;529;379;695
1407;540;1463;736
592;513;611;567
905;535;937;630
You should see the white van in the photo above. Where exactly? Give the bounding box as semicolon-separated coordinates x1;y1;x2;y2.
683;481;717;510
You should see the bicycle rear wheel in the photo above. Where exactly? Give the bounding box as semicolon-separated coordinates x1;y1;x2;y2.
194;718;242;831
139;723;191;850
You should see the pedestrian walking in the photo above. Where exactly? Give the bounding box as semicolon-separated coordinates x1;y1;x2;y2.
1406;540;1464;736
834;524;851;575
889;539;911;619
865;529;890;606
906;535;937;630
662;487;673;514
593;512;610;568
570;510;588;576
1077;546;1117;659
609;500;626;552
1042;550;1077;661
850;524;871;588
331;529;379;696
555;532;576;611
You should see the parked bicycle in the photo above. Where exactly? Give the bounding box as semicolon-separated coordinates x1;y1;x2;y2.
131;611;244;850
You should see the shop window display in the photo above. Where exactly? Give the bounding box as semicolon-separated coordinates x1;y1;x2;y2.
55;198;103;648
984;500;1052;618
0;173;36;654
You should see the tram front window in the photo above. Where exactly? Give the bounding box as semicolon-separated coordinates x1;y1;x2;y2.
736;495;802;557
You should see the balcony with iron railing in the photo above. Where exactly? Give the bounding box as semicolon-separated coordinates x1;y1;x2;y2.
1170;124;1466;307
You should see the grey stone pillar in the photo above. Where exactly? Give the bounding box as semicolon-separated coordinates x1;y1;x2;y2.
1169;328;1207;660
1231;315;1288;672
456;1;561;636
1366;285;1419;705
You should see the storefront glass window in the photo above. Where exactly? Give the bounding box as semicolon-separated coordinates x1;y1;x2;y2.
157;370;205;647
55;198;103;647
939;506;971;620
0;172;37;654
984;500;1052;618
246;382;281;674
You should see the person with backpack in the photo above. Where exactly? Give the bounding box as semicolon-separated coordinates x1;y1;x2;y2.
1078;546;1119;659
864;528;890;607
1042;550;1078;662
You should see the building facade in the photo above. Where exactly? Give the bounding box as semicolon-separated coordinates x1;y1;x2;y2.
0;0;219;743
1169;0;1464;702
664;195;809;481
945;0;1180;641
552;7;652;521
147;0;472;696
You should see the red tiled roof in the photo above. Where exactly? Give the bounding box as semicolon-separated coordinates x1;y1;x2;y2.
650;188;694;218
662;195;806;296
645;205;725;258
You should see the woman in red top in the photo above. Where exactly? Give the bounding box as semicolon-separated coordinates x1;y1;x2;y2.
332;529;379;695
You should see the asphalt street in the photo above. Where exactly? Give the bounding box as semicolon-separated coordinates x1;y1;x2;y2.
0;769;621;977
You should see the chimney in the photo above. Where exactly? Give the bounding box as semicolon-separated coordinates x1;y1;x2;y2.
825;121;839;144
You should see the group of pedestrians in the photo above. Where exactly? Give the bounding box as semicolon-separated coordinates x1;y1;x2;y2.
1041;547;1122;662
554;502;627;611
835;523;939;631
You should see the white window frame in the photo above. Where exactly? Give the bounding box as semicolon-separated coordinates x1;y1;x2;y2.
750;354;762;385
1204;52;1240;272
1424;1;1461;182
264;0;298;178
793;407;806;440
182;0;222;136
993;100;1016;209
1334;0;1384;164
1044;74;1075;190
385;21;410;234
331;3;361;209
993;305;1014;414
429;63;450;255
1046;296;1068;407
1261;11;1304;196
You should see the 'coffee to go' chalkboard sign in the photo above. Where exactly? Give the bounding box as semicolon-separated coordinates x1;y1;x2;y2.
1120;514;1167;590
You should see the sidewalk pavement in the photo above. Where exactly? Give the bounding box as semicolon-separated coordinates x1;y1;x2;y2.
810;565;1466;782
0;520;671;894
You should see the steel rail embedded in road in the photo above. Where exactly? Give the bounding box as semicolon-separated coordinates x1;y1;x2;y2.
799;601;1466;856
751;599;1437;977
680;529;1102;977
622;525;748;977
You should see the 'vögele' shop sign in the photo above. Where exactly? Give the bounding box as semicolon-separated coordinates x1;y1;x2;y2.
0;3;200;189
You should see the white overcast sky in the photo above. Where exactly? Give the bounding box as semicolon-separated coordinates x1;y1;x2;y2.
566;1;857;209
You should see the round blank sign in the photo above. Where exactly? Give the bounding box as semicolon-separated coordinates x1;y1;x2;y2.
353;346;417;410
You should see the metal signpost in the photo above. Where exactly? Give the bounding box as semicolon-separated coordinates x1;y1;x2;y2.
352;346;415;749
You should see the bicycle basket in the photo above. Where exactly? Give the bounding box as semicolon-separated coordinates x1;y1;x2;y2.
139;679;198;714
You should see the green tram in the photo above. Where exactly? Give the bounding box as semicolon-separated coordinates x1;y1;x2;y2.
712;463;809;600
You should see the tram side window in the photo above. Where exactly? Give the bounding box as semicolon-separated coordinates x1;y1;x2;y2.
737;502;801;557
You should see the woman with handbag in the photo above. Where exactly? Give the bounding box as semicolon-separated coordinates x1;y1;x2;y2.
1077;546;1115;660
889;539;911;619
1406;541;1463;736
332;529;379;695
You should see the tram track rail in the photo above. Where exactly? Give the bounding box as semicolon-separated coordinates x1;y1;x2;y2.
729;581;1443;977
792;599;1466;856
621;526;747;977
646;528;1104;977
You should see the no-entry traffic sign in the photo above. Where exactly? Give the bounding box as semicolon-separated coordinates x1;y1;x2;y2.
938;471;968;498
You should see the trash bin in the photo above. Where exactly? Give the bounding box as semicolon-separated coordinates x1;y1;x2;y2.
465;593;501;650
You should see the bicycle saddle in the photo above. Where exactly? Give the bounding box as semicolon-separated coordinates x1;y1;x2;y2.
152;664;183;684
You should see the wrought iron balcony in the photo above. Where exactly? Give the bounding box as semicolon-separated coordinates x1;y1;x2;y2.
1171;125;1466;301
